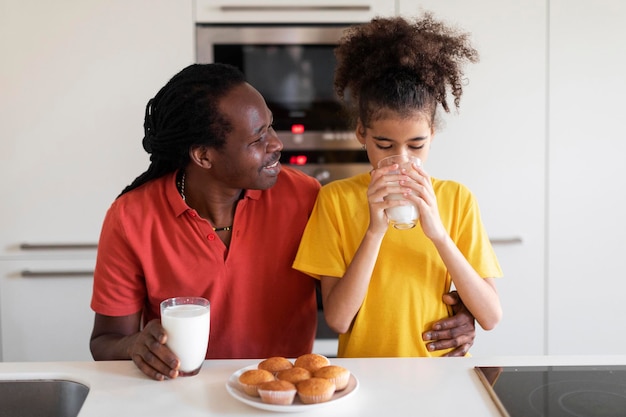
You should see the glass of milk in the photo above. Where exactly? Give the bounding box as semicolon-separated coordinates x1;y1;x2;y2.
160;296;210;376
377;154;422;230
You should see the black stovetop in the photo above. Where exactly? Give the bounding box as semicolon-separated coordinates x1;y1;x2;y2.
475;365;626;417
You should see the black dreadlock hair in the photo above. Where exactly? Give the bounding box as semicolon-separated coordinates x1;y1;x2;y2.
118;63;246;197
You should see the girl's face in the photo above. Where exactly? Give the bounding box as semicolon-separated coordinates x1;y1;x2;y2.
356;112;434;169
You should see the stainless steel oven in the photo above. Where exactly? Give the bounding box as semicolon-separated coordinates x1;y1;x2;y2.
194;1;394;185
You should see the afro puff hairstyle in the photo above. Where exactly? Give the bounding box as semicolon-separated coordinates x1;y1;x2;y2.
334;12;479;127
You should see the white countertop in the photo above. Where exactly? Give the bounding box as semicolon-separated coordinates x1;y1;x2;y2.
2;355;626;416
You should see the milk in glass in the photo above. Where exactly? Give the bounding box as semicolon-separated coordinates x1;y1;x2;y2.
161;298;210;375
377;155;421;230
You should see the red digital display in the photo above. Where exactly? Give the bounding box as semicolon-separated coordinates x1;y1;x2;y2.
289;155;308;165
291;124;305;134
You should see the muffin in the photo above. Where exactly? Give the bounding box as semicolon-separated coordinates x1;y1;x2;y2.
257;379;297;405
313;365;351;391
294;353;331;373
276;366;312;385
296;377;336;404
238;369;275;397
258;356;293;375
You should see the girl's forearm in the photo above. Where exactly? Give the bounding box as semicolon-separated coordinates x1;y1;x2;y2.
432;234;502;330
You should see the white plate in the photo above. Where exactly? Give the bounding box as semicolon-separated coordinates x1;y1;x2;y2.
226;365;359;413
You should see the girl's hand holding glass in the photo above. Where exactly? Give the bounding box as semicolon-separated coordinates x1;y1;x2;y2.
400;163;447;242
367;165;405;234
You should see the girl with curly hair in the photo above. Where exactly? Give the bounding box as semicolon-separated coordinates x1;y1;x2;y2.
293;13;503;357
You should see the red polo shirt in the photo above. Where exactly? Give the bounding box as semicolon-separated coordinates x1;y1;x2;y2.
91;168;320;359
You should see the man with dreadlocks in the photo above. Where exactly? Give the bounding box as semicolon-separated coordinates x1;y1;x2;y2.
90;63;477;380
294;14;503;357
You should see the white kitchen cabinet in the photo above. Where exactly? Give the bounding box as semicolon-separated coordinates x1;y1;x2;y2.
0;0;193;360
547;0;626;354
0;0;194;254
0;257;96;361
399;0;626;357
398;1;547;355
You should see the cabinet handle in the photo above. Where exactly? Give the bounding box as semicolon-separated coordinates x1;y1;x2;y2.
220;5;370;12
489;237;523;244
19;243;98;250
20;270;94;278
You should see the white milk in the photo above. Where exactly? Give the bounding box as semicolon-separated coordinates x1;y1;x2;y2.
386;199;418;227
384;183;418;229
161;304;210;373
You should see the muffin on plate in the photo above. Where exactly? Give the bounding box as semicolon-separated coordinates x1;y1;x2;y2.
238;369;275;397
258;356;293;375
313;365;351;391
257;379;297;405
276;366;312;385
294;353;331;373
296;377;336;404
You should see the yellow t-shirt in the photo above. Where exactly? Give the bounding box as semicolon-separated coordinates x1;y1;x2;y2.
293;172;503;357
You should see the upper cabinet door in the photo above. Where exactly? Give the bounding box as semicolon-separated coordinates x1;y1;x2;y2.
547;0;626;355
398;1;548;356
0;0;194;255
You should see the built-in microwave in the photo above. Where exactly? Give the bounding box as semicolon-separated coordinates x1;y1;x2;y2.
196;25;351;135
